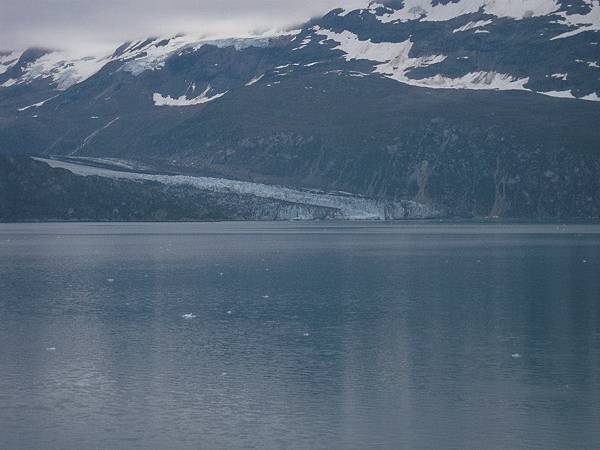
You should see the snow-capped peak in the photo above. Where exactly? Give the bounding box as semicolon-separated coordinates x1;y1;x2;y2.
1;33;282;91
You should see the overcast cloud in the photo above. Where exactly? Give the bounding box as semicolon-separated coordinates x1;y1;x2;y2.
0;0;370;53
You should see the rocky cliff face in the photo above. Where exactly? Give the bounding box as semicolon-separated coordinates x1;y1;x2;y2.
1;0;599;219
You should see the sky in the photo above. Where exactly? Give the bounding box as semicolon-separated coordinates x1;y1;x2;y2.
0;0;370;53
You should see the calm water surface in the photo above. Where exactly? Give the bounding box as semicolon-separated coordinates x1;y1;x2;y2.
0;222;599;449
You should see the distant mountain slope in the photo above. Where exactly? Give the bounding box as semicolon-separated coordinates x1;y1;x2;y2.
1;0;599;219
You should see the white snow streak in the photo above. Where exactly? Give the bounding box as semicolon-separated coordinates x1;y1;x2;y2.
17;95;60;111
245;74;265;86
453;20;493;33
153;86;227;106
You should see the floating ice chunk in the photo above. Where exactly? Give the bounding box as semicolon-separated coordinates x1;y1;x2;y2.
107;278;115;282
227;310;233;315
303;332;310;337
182;313;197;319
262;295;270;299
46;347;56;352
511;353;522;358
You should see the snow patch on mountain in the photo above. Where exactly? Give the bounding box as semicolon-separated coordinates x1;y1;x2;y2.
316;28;446;73
407;71;530;90
552;0;600;39
550;73;568;80
1;78;18;88
337;1;381;16
582;92;600;100
0;51;22;75
316;28;528;91
453;20;493;33
245;74;265;86
375;0;561;23
14;52;111;90
153;85;228;106
541;89;600;101
317;28;444;65
541;89;577;99
17;95;60;111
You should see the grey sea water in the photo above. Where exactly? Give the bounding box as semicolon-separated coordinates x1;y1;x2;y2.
0;222;599;450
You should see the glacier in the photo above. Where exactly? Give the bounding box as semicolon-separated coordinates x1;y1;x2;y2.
34;158;440;221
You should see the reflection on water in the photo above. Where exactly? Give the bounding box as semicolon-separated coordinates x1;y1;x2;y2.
1;222;599;449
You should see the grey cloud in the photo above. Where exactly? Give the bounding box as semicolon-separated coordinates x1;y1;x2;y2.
0;0;369;53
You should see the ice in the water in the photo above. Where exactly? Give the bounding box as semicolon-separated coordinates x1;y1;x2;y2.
219;272;224;276
227;310;233;315
262;295;270;299
182;313;197;319
512;353;522;358
46;347;56;351
107;278;115;282
303;333;310;337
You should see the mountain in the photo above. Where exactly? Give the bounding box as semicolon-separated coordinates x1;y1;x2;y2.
1;0;600;219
